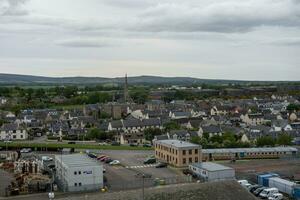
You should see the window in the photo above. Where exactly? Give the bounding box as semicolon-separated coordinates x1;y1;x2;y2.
74;171;77;175
78;171;81;175
13;135;16;139
20;135;23;139
183;158;186;164
183;150;186;155
189;150;192;155
74;183;77;186
195;157;198;162
176;150;178;155
79;183;82;186
195;149;198;154
189;158;192;163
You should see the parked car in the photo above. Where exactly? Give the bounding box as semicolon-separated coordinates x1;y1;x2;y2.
143;143;152;147
68;141;76;144
268;193;283;200
253;187;267;196
111;141;120;146
242;183;252;190
129;143;138;147
135;173;152;178
20;148;31;153
109;160;120;165
237;180;248;185
144;158;156;164
42;156;53;162
100;156;109;161
259;188;279;199
155;162;167;168
249;185;261;193
182;169;192;175
87;153;97;159
98;142;108;146
97;155;106;160
105;158;113;163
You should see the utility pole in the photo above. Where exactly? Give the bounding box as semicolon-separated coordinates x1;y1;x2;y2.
142;174;145;200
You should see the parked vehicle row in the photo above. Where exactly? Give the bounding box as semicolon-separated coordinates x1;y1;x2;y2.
143;156;167;168
238;180;283;200
88;153;121;166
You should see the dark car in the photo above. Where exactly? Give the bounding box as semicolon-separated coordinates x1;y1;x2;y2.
249;185;260;193
68;141;76;144
129;143;138;147
111;141;120;146
105;158;113;163
143;143;152;148
87;153;97;159
253;187;266;196
135;173;152;178
155;162;167;168
143;158;156;164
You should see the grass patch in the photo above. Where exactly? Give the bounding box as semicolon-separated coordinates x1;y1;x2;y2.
0;142;153;151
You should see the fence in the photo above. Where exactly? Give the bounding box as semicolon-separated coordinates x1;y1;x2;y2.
106;176;193;191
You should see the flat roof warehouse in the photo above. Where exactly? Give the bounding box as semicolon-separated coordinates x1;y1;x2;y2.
55;154;100;168
155;139;200;148
202;147;298;154
191;162;233;172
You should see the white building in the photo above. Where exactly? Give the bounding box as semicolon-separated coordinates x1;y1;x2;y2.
55;154;103;192
0;123;28;140
189;162;235;182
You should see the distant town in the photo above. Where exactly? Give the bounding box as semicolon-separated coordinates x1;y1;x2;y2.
0;74;300;200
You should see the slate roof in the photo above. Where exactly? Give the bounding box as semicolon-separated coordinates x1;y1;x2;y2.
202;125;222;133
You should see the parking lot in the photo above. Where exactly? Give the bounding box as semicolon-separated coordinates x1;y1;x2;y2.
95;150;188;191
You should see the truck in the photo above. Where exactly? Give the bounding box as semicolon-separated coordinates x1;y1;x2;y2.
268;177;296;196
257;173;279;187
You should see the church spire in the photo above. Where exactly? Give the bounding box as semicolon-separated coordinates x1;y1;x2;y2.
124;73;129;103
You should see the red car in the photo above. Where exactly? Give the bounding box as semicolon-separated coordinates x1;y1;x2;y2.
100;156;109;162
97;155;106;160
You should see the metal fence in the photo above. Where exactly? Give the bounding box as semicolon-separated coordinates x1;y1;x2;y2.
106;176;193;191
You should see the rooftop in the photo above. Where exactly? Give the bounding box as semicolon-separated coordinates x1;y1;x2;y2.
55;154;101;168
191;162;233;172
156;139;200;148
202;147;298;154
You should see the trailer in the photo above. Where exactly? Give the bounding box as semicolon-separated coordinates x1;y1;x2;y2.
293;186;300;200
268;177;296;196
257;173;278;187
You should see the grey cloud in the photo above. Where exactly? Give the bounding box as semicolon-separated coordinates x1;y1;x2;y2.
56;38;118;48
268;38;300;46
1;0;300;36
132;0;300;33
0;0;29;16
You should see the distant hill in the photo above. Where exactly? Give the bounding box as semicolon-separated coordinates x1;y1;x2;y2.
0;73;296;85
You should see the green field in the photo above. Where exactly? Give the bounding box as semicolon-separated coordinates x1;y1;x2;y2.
0;142;153;151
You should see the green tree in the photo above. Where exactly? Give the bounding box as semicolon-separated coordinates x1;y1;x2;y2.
87;128;113;141
287;104;300;111
256;136;276;147
277;133;292;145
129;87;149;104
163;121;180;131
144;128;162;141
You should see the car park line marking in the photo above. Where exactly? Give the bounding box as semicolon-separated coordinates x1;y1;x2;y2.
124;164;156;169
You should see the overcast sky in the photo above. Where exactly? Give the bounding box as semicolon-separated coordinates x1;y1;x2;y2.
0;0;299;80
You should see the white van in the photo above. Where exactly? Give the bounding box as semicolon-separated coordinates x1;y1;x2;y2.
237;180;248;185
259;188;279;199
268;193;283;200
